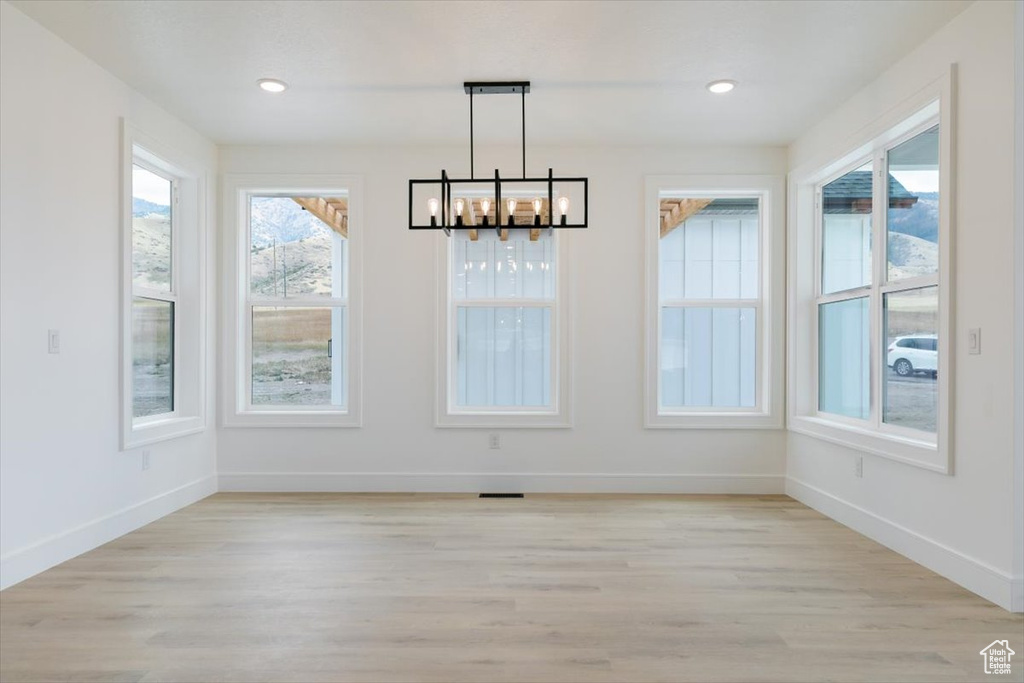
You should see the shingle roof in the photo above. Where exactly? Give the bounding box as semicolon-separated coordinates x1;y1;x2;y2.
822;170;917;214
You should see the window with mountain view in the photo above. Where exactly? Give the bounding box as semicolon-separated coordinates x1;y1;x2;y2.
131;164;175;418
815;121;940;435
246;195;348;409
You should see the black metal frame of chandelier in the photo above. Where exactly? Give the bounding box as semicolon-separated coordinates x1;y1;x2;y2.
408;168;588;235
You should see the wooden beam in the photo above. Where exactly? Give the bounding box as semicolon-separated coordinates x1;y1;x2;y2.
660;198;713;238
462;199;478;241
292;197;348;239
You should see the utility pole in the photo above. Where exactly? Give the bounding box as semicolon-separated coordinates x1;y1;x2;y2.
272;238;278;297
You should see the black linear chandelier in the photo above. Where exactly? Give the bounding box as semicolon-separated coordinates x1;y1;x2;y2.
408;81;588;239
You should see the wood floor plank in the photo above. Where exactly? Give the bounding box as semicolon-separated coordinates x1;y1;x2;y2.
1;493;1021;682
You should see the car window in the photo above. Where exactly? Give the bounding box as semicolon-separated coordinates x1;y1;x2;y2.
897;338;914;349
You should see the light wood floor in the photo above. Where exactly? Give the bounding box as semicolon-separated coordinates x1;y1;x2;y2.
1;494;1021;683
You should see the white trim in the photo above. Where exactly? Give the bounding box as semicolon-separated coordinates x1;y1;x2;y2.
220;174;364;428
435;230;574;428
787;477;1021;612
120;121;208;450
1014;0;1024;614
218;472;784;494
0;475;216;590
787;68;956;472
644;175;785;429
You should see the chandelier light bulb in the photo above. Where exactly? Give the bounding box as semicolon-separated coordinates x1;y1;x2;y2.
480;198;491;215
428;198;439;217
558;196;570;215
507;198;517;214
455;198;465;217
532;198;542;215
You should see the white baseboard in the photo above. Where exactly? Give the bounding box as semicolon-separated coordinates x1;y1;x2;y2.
0;475;217;590
787;476;1022;613
218;471;785;494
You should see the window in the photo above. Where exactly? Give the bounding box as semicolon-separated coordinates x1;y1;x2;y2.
121;125;206;449
788;75;953;472
645;176;784;428
814;123;941;438
437;216;571;427
224;176;362;427
131;165;175;418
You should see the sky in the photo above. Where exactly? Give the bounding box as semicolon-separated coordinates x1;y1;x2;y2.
891;169;939;194
132;166;171;205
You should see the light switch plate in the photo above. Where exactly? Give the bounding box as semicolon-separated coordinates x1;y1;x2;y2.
968;328;981;355
47;329;60;354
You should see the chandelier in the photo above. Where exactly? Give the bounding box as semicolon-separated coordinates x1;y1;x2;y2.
408;81;589;240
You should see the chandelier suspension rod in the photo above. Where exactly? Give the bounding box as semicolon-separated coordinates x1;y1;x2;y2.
469;90;474;180
465;83;527;180
521;89;526;179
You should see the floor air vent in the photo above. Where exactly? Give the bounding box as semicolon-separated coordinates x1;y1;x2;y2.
479;493;524;498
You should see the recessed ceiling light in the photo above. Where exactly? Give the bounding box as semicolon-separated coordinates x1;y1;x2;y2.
257;78;288;93
706;80;736;94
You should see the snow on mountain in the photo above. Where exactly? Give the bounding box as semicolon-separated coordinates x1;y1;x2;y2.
250;196;331;248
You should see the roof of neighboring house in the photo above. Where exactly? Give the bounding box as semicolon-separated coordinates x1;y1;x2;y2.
695;198;759;215
822;170;918;214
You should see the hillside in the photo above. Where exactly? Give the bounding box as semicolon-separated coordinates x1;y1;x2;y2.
249;197;337;296
889;192;938;242
888;231;938;280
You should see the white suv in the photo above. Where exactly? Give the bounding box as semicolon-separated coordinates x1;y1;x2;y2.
887;334;938;377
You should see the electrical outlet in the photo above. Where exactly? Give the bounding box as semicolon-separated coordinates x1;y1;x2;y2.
488;433;501;450
968;328;981;355
47;329;60;354
142;450;151;471
855;455;863;479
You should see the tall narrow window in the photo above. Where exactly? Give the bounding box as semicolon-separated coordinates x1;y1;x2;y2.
657;197;760;410
122;128;206;449
645;177;782;429
245;196;348;410
437;205;571;428
883;125;939;433
451;230;555;411
131;163;176;419
817;162;872;420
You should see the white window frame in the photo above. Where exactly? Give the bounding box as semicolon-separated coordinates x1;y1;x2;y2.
120;122;207;449
644;175;785;429
435;229;572;428
222;174;363;428
788;68;955;473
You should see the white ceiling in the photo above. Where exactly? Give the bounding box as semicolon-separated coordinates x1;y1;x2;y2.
10;0;971;146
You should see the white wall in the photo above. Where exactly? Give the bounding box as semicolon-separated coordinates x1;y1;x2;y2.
0;1;218;589
217;144;788;493
785;0;1022;611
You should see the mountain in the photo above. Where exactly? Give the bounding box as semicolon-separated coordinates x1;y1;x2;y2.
133;197;170;217
889;192;938;243
250;196;331;248
888;231;938;280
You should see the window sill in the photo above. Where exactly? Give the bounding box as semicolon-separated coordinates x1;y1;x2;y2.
223;409;361;429
123;415;205;450
789;415;948;473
